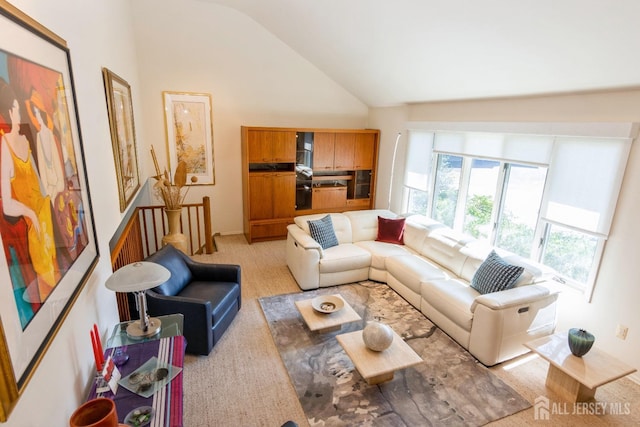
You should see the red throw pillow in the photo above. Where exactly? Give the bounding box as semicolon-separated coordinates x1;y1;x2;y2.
376;216;405;244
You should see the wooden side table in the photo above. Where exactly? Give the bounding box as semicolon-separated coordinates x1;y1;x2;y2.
336;328;423;385
295;294;361;333
525;332;636;402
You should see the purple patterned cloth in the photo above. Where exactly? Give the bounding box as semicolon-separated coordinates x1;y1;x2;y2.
87;336;185;426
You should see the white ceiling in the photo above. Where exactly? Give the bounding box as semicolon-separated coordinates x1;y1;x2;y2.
204;0;640;107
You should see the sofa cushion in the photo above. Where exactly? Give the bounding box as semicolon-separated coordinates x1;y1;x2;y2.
419;229;471;276
295;213;353;243
308;215;339;249
422;278;477;332
355;240;413;271
402;221;429;253
471;250;524;294
178;280;241;325
376;216;405;244
319;243;372;274
386;255;448;295
344;209;397;242
147;245;192;296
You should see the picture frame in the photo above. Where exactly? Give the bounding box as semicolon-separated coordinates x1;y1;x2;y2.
162;91;215;185
102;68;140;212
0;2;99;421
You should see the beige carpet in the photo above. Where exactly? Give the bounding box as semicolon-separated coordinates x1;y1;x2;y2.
183;235;640;427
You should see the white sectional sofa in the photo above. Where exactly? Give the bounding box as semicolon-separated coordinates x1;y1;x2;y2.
285;209;559;366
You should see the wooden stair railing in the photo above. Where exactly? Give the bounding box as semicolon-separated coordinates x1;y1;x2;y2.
110;196;214;321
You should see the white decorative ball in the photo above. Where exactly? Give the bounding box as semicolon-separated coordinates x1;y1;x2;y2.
362;321;394;351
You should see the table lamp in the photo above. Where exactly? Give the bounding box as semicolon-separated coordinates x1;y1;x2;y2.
105;261;171;338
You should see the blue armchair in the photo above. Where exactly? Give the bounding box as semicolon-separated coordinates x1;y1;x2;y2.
144;244;241;355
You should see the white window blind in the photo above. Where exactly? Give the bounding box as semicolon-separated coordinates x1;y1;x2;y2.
541;137;631;236
433;132;553;165
404;131;433;191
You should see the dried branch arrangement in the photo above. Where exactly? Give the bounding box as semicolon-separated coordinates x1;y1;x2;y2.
150;145;197;209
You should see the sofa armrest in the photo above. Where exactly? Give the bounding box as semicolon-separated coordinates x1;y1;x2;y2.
470;284;555;312
469;284;559;365
287;224;323;257
146;290;213;354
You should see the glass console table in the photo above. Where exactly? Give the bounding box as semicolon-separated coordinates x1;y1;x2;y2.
106;313;184;348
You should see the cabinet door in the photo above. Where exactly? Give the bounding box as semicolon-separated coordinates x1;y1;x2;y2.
312;187;347;210
248;174;274;220
272;173;296;218
313;132;335;170
354;133;375;170
271;131;297;162
247;131;272;163
247;130;296;163
333;133;355;170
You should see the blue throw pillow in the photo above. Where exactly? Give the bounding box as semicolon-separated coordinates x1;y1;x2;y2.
308;215;339;249
471;250;524;294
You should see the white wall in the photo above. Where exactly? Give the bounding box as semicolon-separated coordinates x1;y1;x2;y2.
4;0;142;425
130;0;369;235
2;0;368;424
370;89;640;382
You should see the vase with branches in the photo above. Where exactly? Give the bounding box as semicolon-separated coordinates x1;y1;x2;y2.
150;145;197;253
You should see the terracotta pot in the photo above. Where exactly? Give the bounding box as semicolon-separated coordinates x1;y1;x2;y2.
69;398;118;427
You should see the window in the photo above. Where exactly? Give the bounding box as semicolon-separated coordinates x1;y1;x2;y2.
495;164;547;258
402;127;632;298
463;159;500;241
402;131;433;215
432;155;462;227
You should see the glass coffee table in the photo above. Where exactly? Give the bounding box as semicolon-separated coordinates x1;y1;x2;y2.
107;313;184;348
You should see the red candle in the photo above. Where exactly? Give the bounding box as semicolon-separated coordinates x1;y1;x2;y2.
93;324;104;366
90;330;101;372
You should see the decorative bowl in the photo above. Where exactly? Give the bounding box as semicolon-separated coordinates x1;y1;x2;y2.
124;406;154;427
311;295;344;314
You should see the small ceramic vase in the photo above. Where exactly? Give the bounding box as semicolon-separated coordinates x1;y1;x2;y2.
567;328;595;357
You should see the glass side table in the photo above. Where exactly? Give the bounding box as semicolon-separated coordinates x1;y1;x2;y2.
106;313;184;348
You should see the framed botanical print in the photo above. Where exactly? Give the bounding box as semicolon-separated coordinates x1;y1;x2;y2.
162;91;215;185
0;1;99;421
102;67;140;212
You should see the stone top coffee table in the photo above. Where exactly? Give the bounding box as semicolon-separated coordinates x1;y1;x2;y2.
336;328;423;385
295;294;361;333
525;332;637;402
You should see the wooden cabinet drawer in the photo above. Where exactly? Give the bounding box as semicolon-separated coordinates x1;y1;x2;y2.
250;221;291;240
346;198;371;208
312;187;347;210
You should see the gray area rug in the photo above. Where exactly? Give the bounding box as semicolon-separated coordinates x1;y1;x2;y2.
259;281;531;426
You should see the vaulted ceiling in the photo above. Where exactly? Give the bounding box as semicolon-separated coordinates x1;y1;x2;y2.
205;0;640;107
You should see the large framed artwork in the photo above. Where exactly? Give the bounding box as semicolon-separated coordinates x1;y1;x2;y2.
102;68;140;212
0;2;99;421
162;91;215;185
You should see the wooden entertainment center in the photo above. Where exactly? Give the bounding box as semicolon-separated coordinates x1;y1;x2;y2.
241;126;380;243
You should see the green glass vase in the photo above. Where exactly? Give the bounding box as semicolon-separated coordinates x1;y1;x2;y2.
567;328;595;357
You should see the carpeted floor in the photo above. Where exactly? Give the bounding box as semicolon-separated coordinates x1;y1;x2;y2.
259;281;530;426
182;235;640;427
